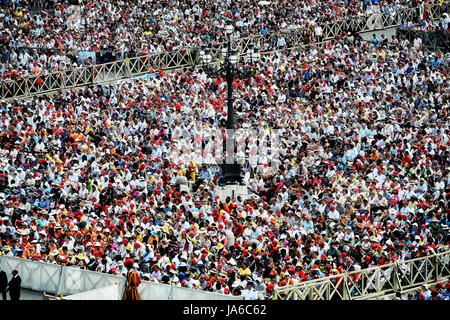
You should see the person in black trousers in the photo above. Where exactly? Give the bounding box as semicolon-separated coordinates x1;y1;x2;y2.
7;270;21;301
0;268;7;301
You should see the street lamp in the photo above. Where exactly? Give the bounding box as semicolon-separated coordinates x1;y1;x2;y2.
199;21;260;185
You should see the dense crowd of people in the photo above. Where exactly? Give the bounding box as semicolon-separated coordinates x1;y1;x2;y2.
0;29;449;299
1;0;446;81
400;8;449;30
0;1;449;301
394;282;450;300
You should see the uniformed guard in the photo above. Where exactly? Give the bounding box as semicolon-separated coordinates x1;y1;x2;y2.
124;259;141;300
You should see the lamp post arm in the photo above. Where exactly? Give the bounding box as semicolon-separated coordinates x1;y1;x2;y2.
226;62;235;130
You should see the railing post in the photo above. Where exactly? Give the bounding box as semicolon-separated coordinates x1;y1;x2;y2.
23;78;30;98
342;274;350;300
434;255;440;282
392;262;400;292
309;283;314;300
124;57;132;78
192;47;201;70
55;264;64;296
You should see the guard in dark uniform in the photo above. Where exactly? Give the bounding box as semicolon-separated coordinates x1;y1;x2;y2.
7;269;21;301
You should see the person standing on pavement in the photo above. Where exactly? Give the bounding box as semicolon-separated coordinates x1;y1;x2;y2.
0;268;7;301
124;260;140;300
6;270;21;301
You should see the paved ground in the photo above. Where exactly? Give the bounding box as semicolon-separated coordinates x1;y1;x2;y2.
360;27;397;42
22;288;44;300
2;288;44;301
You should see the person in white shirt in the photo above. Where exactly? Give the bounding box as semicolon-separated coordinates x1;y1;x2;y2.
327;206;340;223
242;281;258;300
343;226;354;243
433;176;445;200
314;25;323;42
277;37;286;50
421;284;431;300
413;36;422;51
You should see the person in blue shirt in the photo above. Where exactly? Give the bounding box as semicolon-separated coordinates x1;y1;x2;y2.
260;25;268;34
371;34;379;46
442;283;450;300
154;213;164;226
405;63;415;74
431;56;441;69
198;166;211;181
303;216;314;233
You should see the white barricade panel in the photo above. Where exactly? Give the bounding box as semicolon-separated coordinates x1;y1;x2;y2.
171;286;242;300
80;269;125;293
136;280;242;300
0;256;62;293
63;284;121;300
0;256;26;287
38;262;62;294
57;266;126;296
57;266;85;296
138;281;173;300
23;260;61;293
20;260;42;292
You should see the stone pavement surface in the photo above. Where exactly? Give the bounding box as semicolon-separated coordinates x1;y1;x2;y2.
2;289;44;301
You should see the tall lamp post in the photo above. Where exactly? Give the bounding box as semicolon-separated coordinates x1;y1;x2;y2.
199;21;260;185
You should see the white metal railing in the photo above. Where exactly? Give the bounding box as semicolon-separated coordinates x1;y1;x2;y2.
270;251;450;300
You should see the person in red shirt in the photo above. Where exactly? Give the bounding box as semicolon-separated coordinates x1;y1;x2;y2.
91;242;103;258
232;219;244;237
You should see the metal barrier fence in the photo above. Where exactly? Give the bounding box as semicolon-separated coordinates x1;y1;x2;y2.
1;2;449;101
397;29;450;53
352;278;450;300
271;251;450;300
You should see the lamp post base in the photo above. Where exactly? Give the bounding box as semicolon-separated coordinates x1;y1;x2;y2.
215;184;249;201
219;163;243;185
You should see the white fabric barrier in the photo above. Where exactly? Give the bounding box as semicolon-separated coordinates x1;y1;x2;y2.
138;281;174;300
0;255;62;294
63;284;121;300
0;255;24;280
138;280;242;300
57;266;126;296
0;256;241;300
171;285;242;300
21;260;62;293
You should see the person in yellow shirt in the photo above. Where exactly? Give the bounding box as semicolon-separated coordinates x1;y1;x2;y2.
22;246;31;259
186;161;198;181
237;262;251;277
